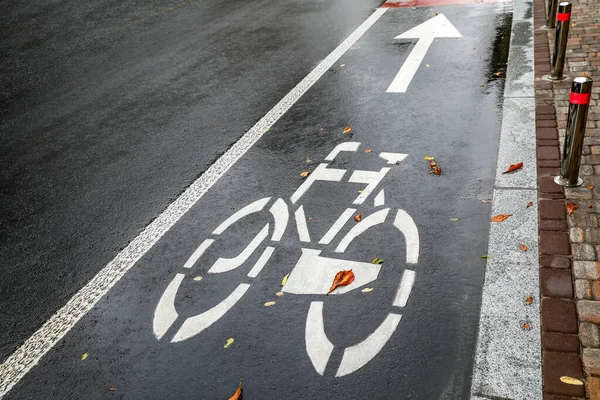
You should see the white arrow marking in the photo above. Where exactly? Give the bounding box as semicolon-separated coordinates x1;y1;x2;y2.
387;14;462;93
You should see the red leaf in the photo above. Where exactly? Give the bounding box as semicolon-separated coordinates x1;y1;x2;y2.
566;203;579;215
491;214;512;222
327;270;355;295
502;162;523;174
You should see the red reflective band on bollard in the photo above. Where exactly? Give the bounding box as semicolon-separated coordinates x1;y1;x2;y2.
557;12;571;21
570;92;591;105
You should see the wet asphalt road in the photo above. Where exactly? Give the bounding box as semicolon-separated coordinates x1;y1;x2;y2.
1;0;512;398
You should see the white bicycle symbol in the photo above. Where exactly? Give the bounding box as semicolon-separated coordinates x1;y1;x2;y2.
153;142;419;377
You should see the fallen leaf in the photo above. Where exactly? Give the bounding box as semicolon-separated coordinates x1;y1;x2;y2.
520;244;528;252
300;171;311;178
327;270;355;295
81;353;88;361
354;213;362;222
502;162;523;174
426;64;430;67
491;214;512;222
560;376;584;385
340;64;345;67
281;274;289;286
429;160;437;168
109;388;116;392
372;258;385;264
572;22;577;27
264;301;276;307
480;199;492;203
525;296;534;305
430;166;442;175
480;83;485;87
495;71;502;76
320;127;325;131
308;217;314;220
276;291;284;297
424;156;435;161
364;149;373;153
566;203;579;215
305;157;312;163
583;72;590;77
523;323;531;330
480;255;492;259
224;338;234;348
450;218;460;221
361;288;373;293
343;126;352;134
193;276;203;281
229;381;242;400
586;185;595;189
527;201;533;208
264;128;269;133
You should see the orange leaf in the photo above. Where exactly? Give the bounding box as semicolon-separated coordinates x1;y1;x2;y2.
327;270;355;295
429;160;437;168
586;185;595;189
525;296;534;305
502;162;523;174
523;323;531;330
520;244;528;252
364;149;373;153
229;381;242;400
343;126;352;134
300;171;311;178
354;214;362;222
109;388;116;392
527;201;533;208
566;203;579;215
491;214;512;222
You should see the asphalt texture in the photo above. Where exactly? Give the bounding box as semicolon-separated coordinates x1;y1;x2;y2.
1;1;513;399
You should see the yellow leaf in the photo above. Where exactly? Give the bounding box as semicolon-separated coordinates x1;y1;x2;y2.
281;274;289;286
340;64;345;67
560;376;584;385
372;258;384;264
361;288;373;293
450;218;460;222
276;291;284;297
343;126;352;134
193;276;203;281
364;149;373;153
424;156;435;160
81;353;88;361
264;301;276;307
229;381;242;400
224;338;234;348
300;171;311;178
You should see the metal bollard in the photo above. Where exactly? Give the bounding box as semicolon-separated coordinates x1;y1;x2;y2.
549;2;571;80
544;0;559;29
555;76;593;188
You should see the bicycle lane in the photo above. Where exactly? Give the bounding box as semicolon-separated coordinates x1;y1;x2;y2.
2;3;513;399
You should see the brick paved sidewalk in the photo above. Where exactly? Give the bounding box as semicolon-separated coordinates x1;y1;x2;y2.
534;0;600;398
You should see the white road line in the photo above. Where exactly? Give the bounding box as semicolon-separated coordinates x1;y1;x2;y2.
318;208;356;245
305;301;335;375
0;7;389;397
247;246;275;278
183;239;214;269
374;189;385;207
153;273;185;340
393;269;415;308
335;208;390;253
208;224;269;273
294;205;311;242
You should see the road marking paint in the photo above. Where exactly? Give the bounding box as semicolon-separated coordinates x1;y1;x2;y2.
268;198;289;241
247;246;275;278
172;284;251;343
318;208;356;245
336;313;402;377
335;209;390;253
349;168;391;204
183;239;214;269
153;273;185;340
374;190;385;207
291;163;346;204
324;142;361;161
208;224;269;273
294;205;311;242
213;197;271;235
379;152;408;164
393;269;416;307
393;210;419;264
305;302;335;375
283;249;381;295
0;8;388;396
386;14;462;93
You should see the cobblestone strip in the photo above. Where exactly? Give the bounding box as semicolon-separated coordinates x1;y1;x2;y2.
535;0;600;398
